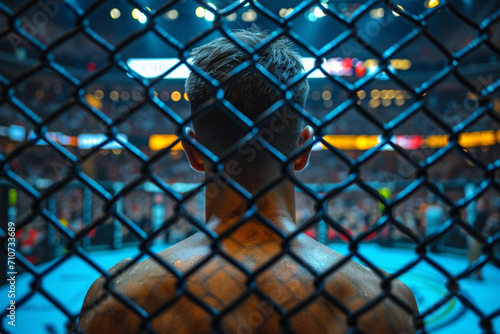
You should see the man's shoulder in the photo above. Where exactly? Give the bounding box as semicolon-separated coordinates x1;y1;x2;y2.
78;258;139;333
298;239;418;333
78;234;211;327
325;262;418;333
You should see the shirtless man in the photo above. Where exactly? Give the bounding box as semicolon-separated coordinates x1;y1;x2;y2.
78;28;419;334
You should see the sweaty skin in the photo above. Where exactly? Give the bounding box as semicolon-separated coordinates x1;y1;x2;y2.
79;127;418;333
79;219;418;334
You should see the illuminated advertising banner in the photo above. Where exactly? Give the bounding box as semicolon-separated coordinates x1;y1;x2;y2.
77;134;128;149
1;125;497;151
8;125;25;142
148;132;500;151
126;57;411;80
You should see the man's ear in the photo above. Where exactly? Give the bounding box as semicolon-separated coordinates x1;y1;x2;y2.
181;127;205;172
294;126;314;172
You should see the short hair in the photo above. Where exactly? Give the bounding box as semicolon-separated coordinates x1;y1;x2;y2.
185;28;309;160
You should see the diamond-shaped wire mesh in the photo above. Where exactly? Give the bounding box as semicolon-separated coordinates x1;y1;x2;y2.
0;0;500;333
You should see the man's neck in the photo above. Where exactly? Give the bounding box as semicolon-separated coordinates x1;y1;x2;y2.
204;178;297;235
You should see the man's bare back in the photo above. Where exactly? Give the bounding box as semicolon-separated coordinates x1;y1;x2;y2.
79;28;418;333
79;220;418;333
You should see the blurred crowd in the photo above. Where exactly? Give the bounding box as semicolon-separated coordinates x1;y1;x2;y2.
12;175;500;266
2;137;495;189
2;79;499;268
300;192;500;250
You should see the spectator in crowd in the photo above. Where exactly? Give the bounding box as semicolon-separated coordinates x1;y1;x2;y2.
468;197;492;280
425;196;444;252
393;210;420;240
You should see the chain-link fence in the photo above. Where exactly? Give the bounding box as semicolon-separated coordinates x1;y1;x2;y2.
1;0;500;333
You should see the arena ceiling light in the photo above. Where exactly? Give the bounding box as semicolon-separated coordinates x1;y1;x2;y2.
194;5;217;21
426;0;440;8
131;8;148;24
110;8;121;19
241;10;257;22
204;3;217;21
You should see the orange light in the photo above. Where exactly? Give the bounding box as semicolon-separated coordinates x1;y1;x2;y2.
171;91;181;101
459;130;496;147
425;135;448;148
85;93;103;109
428;0;439;8
149;134;184;151
321;135;379;150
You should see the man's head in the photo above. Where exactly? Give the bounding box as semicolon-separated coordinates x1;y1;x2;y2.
183;27;312;180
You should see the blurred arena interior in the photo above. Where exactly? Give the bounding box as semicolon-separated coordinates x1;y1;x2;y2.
0;0;500;333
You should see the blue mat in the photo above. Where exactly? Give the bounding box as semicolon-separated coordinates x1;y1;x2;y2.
1;243;498;334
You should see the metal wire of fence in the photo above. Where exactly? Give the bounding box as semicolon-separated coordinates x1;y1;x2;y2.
0;0;500;333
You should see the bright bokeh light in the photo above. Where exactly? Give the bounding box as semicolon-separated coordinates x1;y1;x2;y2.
138;13;147;23
226;13;237;21
313;6;325;18
132;8;140;19
392;5;404;16
369;8;384;19
205;11;215;21
390;59;412;70
195;7;205;18
171;91;181;101
380;90;388;99
428;0;440;8
166;9;179;20
387;90;396;99
109;91;119;101
204;3;216;21
280;8;294;18
242;9;257;22
94;90;104;100
369;98;380;108
132;8;147;23
110;8;121;19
